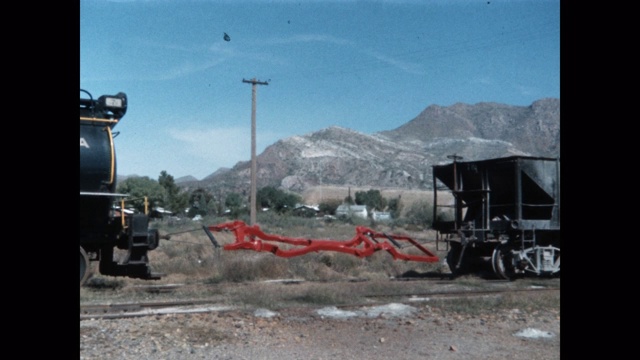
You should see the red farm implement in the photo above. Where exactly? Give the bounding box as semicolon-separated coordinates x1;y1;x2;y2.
203;220;439;263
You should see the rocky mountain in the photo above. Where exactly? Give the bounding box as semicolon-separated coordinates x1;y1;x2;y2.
175;175;199;184
379;98;560;158
178;98;560;196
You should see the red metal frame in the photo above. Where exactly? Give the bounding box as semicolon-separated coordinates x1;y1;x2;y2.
207;220;439;263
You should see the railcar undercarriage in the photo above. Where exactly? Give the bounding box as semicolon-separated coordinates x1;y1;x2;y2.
432;156;561;280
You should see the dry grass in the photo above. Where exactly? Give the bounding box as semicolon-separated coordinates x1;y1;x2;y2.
81;212;558;316
143;221;448;283
81;219;450;296
431;288;561;316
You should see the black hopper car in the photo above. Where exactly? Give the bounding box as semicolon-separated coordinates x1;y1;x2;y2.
80;89;163;286
432;155;560;279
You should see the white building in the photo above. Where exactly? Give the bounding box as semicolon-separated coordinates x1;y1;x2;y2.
335;204;368;219
372;211;392;221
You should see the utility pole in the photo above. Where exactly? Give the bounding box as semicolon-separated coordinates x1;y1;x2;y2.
242;78;268;226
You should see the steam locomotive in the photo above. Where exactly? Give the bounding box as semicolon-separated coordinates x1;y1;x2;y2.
80;89;162;286
432;155;560;279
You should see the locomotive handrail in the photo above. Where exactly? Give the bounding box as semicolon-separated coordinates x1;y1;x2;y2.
118;196;151;214
80;191;130;197
106;126;116;185
80;116;120;124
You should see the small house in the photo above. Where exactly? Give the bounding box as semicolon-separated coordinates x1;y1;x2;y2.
372;211;392;222
335;204;368;219
293;204;320;218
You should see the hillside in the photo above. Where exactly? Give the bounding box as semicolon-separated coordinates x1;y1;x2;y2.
178;98;560;201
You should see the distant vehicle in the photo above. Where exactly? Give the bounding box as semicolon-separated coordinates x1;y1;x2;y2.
192;214;203;221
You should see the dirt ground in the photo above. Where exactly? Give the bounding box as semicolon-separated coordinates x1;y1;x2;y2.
80;280;560;360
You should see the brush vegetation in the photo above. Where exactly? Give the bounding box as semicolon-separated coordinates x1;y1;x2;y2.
80;213;559;315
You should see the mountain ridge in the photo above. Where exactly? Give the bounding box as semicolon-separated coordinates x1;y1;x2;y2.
168;98;560;196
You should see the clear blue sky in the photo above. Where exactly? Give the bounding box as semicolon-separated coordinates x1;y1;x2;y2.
80;0;560;180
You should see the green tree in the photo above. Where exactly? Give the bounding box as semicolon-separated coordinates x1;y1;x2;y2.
256;186;301;214
355;189;387;212
225;192;246;218
158;170;188;214
117;176;167;213
319;199;342;215
387;196;403;219
189;188;214;216
212;189;226;215
256;186;279;209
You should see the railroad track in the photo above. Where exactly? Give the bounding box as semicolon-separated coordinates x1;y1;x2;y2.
81;279;559;320
80;299;235;320
365;285;559;300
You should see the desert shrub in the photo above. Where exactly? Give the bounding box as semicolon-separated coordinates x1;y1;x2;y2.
404;200;433;228
361;251;406;277
219;256;262;283
219;253;290;282
285;254;348;282
359;252;419;279
160;240;188;258
151;232;215;277
84;276;126;290
339;215;370;227
387;217;407;230
327;253;362;274
139;211;448;285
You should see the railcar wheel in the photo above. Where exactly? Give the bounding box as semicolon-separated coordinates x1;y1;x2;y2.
491;243;518;280
80;246;90;286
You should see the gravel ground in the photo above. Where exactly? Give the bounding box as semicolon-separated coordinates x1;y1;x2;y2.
80;297;560;359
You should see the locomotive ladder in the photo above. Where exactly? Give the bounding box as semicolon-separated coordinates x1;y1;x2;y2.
203;220;440;263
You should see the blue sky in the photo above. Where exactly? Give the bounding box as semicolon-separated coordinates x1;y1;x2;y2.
80;0;560;180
